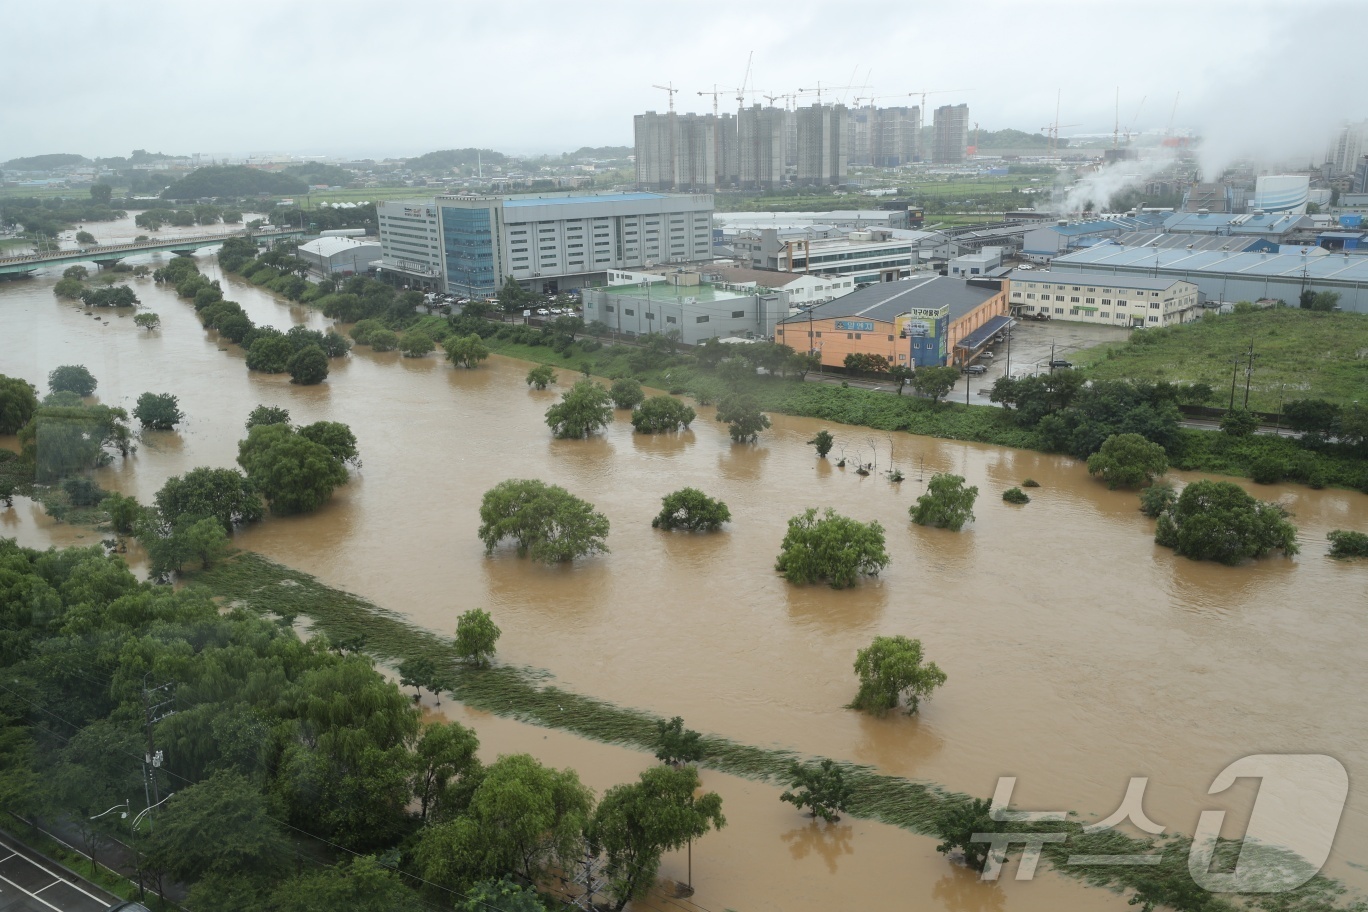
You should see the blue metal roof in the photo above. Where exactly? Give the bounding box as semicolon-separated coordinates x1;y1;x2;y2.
503;192;669;207
1052;244;1368;281
1051;220;1125;236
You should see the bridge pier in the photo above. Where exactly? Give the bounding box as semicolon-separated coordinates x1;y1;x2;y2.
92;257;125;270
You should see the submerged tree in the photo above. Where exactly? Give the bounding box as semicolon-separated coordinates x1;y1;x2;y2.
477;479;609;563
910;473;978;531
544;380;613;439
525;364;556;390
715;393;770;443
631;395;695;434
1086;433;1168;489
651;488;730;532
808;429;835;458
455;608;501;667
780;760;852;822
1154;479;1298;564
590;765;725;910
775;508;888;589
850;635;946;715
133;392;184;430
653;716;705;766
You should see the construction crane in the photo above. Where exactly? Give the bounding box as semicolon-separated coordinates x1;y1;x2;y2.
1040;121;1081;156
969;122;980;157
762;92;791;110
697;85;723;118
652;82;678;113
795;82;860;105
1123;94;1147;146
1162;91;1186;148
908;88;967;113
735;51;753;109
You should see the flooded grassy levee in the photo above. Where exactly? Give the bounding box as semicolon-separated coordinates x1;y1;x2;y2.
2;251;1367;909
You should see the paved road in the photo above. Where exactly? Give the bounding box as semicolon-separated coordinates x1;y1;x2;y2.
0;831;117;912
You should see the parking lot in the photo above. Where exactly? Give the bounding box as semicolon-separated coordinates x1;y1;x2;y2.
956;318;1131;404
0;830;116;912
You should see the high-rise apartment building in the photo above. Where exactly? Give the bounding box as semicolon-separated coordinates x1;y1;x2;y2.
932;103;970;163
795;103;848;186
738;104;786;190
716;112;739;187
847;106;874;167
872;106;921;166
634;111;717;192
1326;121;1368;176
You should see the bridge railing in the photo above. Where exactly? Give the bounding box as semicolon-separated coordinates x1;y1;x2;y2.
0;229;303;266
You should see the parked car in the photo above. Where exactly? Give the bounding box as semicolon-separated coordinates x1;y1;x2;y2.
1050;359;1073;369
536;308;550;316
980;351;994;360
963;364;989;375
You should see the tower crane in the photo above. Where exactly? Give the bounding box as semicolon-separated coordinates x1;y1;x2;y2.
908;88;968;113
1123;94;1147;146
1039;121;1081;156
795;82;860;105
698;85;723;118
735;51;753;109
652;82;678;114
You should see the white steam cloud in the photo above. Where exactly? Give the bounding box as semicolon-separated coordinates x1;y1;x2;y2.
1052;152;1179;216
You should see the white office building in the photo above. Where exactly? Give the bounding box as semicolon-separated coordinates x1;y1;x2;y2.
376;200;443;289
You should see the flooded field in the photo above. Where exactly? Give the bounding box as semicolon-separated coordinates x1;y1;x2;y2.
2;250;1366;909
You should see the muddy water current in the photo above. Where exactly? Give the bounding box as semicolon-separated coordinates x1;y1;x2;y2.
2;246;1366;910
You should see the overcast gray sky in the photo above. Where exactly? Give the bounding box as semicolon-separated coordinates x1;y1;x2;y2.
1;0;1363;170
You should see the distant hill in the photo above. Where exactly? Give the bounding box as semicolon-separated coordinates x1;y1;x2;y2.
406;148;508;172
282;162;355;187
565;146;632;160
2;153;88;171
975;129;1068;150
161;166;308;200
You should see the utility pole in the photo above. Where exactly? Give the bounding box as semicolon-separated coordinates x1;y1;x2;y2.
142;675;175;831
1229;356;1242;410
1242;340;1257;409
570;847;605;910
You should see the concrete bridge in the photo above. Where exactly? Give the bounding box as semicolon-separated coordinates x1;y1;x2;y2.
0;228;309;277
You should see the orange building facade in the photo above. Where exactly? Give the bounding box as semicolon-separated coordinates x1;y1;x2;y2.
775;277;1009;369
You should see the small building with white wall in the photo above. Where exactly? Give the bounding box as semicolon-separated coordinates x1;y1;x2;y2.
297;236;382;278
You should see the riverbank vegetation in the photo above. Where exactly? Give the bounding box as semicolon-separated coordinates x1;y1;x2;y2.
0;539;730;912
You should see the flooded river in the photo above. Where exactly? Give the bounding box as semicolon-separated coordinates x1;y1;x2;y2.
2;238;1366;910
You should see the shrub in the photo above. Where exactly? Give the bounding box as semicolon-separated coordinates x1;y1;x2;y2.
609;377;645;410
1086;433;1168;489
400;331;435;358
1021;478;1040;487
1002;487;1029;504
1327;530;1368;559
369;329;398;352
1138;481;1177;518
1249;455;1289;484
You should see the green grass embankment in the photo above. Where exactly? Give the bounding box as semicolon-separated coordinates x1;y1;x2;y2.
1072;310;1368;413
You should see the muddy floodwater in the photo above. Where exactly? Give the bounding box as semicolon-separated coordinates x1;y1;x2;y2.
2;247;1367;910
